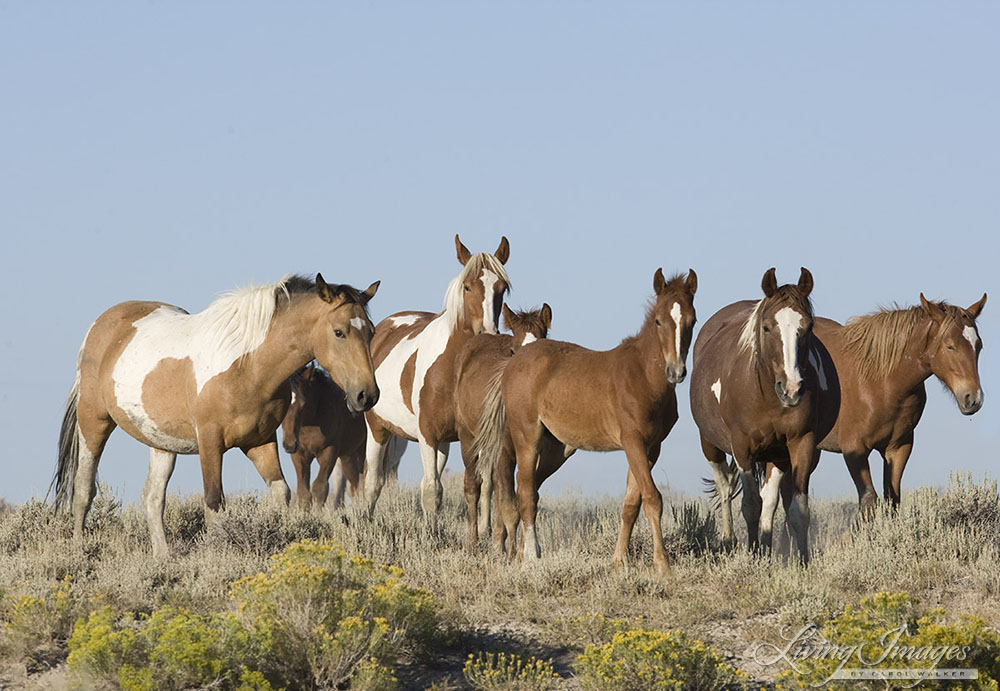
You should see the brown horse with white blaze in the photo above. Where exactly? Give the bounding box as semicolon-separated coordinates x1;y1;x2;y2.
480;269;697;574
363;235;511;519
454;303;552;548
52;275;379;557
281;362;366;510
690;268;838;563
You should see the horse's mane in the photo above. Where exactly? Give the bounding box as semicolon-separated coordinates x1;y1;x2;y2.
737;286;814;368
443;253;510;331
841;302;965;379
507;307;549;336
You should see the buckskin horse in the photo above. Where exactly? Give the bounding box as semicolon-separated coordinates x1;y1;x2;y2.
690;268;838;564
454;303;552;549
52;275;379;557
363;235;511;520
281;361;366;511
478;269;697;575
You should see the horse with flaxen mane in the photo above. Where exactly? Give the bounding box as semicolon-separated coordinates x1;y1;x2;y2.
478;269;697;574
52;274;379;557
690;268;838;564
281;361;366;511
454;303;552;550
363;235;511;520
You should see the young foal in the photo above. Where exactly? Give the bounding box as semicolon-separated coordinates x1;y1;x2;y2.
750;293;987;528
363;235;511;519
52;275;379;557
281;362;366;510
690;268;838;563
482;269;697;575
454;303;552;548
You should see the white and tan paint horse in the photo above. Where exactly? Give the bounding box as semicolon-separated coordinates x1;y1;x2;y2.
52;274;379;557
363;235;511;518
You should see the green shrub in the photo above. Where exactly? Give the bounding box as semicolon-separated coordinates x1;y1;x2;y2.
668;502;719;557
463;651;561;690
574;617;746;691
0;575;93;672
776;591;1000;690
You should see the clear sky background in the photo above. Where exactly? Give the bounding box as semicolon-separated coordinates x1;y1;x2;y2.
1;3;996;507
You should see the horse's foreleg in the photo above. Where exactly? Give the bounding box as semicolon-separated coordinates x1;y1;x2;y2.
612;468;642;568
198;430;226;515
843;448;878;517
328;460;348;509
290;452;313;510
417;437;444;521
312;447;337;509
362;425;388;514
622;437;669;576
243;439;290;508
785;435;819;565
758;462;784;552
882;433;913;508
702;435;734;546
142;448;176;559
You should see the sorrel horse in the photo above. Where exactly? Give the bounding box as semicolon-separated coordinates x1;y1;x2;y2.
479;269;697;574
52;275;379;557
454;303;552;548
690;268;838;563
746;293;987;531
281;362;366;511
363;235;511;519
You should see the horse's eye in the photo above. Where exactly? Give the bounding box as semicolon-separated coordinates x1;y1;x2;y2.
464;284;471;292
763;326;771;333
334;329;345;339
655;319;662;326
946;344;955;351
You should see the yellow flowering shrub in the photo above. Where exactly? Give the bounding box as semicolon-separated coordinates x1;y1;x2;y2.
463;651;561;690
0;575;92;672
776;591;1000;690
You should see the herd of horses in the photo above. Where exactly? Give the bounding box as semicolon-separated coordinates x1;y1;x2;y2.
52;237;986;572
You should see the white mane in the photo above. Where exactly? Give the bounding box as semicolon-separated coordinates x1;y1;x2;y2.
192;277;290;369
738;298;765;358
442;254;510;331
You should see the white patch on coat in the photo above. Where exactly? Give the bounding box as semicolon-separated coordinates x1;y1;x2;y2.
290;390;297;407
964;325;980;350
808;347;828;391
389;314;420;327
521;333;537;346
670;302;683;360
775;307;804;388
480;269;500;334
711;378;722;403
759;466;783;537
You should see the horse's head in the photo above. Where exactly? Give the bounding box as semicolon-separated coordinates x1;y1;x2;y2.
650;268;698;384
452;235;511;335
920;292;986;415
281;362;314;454
502;303;552;350
745;267;815;407
310;274;380;413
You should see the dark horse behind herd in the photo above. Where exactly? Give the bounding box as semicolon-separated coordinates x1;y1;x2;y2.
51;236;986;568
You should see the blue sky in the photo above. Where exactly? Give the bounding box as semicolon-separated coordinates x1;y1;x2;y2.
1;3;996;506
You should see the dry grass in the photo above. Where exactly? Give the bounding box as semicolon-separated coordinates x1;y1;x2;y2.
0;472;998;688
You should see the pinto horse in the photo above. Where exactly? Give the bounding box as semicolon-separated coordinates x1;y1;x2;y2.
52;275;379;557
744;293;987;532
281;362;366;511
363;235;511;519
690;268;838;563
479;269;697;574
454;303;552;548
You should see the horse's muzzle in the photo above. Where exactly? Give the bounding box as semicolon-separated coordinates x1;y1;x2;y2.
282;439;298;455
666;364;687;385
350;387;380;413
958;389;984;416
775;380;803;408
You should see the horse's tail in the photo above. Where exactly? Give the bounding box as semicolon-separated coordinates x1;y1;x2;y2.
50;367;82;511
701;458;746;509
471;363;508;484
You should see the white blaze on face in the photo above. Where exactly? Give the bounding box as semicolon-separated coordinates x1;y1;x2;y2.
350;317;366;331
711;378;722;403
774;307;804;389
521;333;537;346
670;302;683;361
964;325;980;351
480;269;500;334
807;347;828;391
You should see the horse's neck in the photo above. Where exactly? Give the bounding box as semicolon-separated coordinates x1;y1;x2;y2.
624;321;669;392
242;299;316;398
888;318;935;393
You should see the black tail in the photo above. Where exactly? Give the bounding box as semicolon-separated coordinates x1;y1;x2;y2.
702;458;765;508
50;371;81;511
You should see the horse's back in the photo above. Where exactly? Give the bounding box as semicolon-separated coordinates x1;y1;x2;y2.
455;333;514;434
371;311;436;365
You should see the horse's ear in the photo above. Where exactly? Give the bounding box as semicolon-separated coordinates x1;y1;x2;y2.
316;273;336;303
761;268;778;298
653;268;667;295
455;234;472;266
967;293;987;319
361;280;380;305
502;303;516;330
540;303;552;331
797;267;814;298
685;269;698;295
494;236;510;265
920;293;944;321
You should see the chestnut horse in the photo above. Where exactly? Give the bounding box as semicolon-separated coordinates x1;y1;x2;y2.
479;269;697;574
52;275;379;557
281;362;366;510
363;235;511;519
745;293;987;534
690;268;838;563
454;303;552;548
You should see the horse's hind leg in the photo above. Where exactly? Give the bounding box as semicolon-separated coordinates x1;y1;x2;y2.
72;406;116;544
458;429;481;547
701;435;734;545
612;468;642;568
882;433;913;509
244;439;291;507
142;448;176;559
494;436;520;560
291;452;314;510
